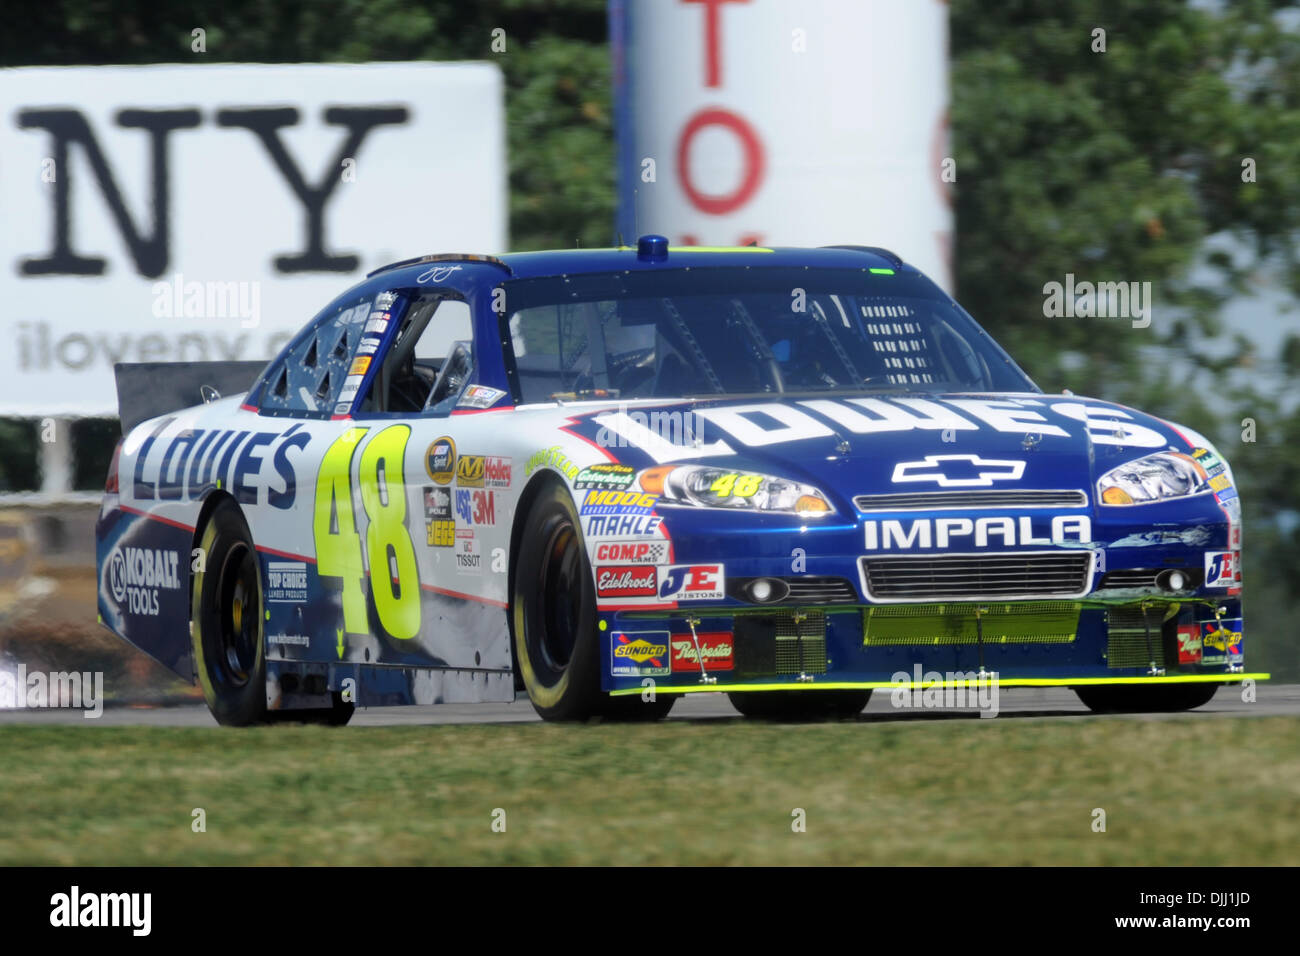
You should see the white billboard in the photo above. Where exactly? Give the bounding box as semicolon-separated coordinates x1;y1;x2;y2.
613;0;951;287
0;63;506;416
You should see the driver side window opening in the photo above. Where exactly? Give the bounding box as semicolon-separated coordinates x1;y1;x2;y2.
364;294;473;414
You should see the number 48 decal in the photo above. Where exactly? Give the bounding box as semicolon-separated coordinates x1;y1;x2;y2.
313;425;421;640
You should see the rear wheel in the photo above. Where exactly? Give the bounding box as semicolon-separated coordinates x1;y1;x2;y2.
191;499;269;726
728;689;871;720
1074;683;1219;713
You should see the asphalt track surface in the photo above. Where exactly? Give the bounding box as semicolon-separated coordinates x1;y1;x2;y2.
1;683;1296;726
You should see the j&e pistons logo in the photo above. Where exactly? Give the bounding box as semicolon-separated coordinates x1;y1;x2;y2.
657;564;725;600
596;565;657;598
109;546;181;616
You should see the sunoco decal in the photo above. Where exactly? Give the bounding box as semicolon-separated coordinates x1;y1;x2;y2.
610;631;669;676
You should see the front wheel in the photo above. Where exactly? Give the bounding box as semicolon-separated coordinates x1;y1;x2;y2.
1074;683;1219;713
512;484;604;721
191;499;268;726
729;689;871;720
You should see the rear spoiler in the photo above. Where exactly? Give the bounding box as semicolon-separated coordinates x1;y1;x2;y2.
114;361;267;432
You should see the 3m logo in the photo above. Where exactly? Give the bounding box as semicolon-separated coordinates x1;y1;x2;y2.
891;455;1026;488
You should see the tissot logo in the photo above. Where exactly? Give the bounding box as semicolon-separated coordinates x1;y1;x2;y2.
892;455;1026;488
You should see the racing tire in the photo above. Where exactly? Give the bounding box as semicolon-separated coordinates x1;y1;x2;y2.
512;483;605;721
191;499;270;727
600;692;677;722
272;692;356;726
1073;683;1219;713
728;689;872;721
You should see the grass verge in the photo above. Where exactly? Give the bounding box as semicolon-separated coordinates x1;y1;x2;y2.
1;715;1295;865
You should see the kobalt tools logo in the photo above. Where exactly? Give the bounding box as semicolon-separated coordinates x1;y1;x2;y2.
863;516;1092;550
892;455;1026;487
109;546;181;615
596;566;658;598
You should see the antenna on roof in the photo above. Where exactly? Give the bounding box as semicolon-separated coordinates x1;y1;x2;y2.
617;231;625;248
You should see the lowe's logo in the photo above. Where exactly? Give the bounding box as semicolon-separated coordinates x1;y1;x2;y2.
892;455;1026;487
864;516;1092;550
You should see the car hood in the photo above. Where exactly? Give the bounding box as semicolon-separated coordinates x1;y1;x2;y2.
559;392;1193;505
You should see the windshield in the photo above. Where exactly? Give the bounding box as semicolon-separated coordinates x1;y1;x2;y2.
502;267;1038;403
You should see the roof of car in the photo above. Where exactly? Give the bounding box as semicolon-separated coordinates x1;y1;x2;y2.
366;241;918;285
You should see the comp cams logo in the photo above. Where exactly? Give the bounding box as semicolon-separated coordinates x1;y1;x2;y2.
109;546;181;615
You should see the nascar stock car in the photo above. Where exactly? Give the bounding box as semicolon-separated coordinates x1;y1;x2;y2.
96;236;1258;725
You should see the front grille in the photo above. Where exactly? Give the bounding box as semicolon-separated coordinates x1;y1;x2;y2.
775;610;827;675
854;490;1088;511
863;602;1080;645
1097;568;1202;592
1099;569;1160;590
860;551;1093;601
1106;605;1167;669
784;576;858;603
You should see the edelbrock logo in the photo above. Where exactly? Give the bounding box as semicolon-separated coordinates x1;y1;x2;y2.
863;516;1092;550
891;454;1025;487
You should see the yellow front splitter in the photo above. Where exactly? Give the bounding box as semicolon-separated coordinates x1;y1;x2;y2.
608;673;1270;696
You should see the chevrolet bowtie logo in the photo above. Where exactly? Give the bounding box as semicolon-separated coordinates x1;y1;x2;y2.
891;455;1026;487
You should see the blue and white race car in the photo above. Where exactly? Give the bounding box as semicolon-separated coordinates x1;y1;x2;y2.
95;237;1256;724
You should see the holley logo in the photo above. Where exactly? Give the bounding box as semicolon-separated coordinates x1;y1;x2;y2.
596;565;657;598
670;632;734;672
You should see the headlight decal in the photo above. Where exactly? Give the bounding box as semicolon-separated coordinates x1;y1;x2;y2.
638;465;832;515
1097;452;1210;506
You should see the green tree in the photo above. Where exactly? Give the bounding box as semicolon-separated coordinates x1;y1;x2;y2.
951;0;1300;677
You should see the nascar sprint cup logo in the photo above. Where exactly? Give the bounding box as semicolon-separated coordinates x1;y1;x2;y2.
109;546;181;615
